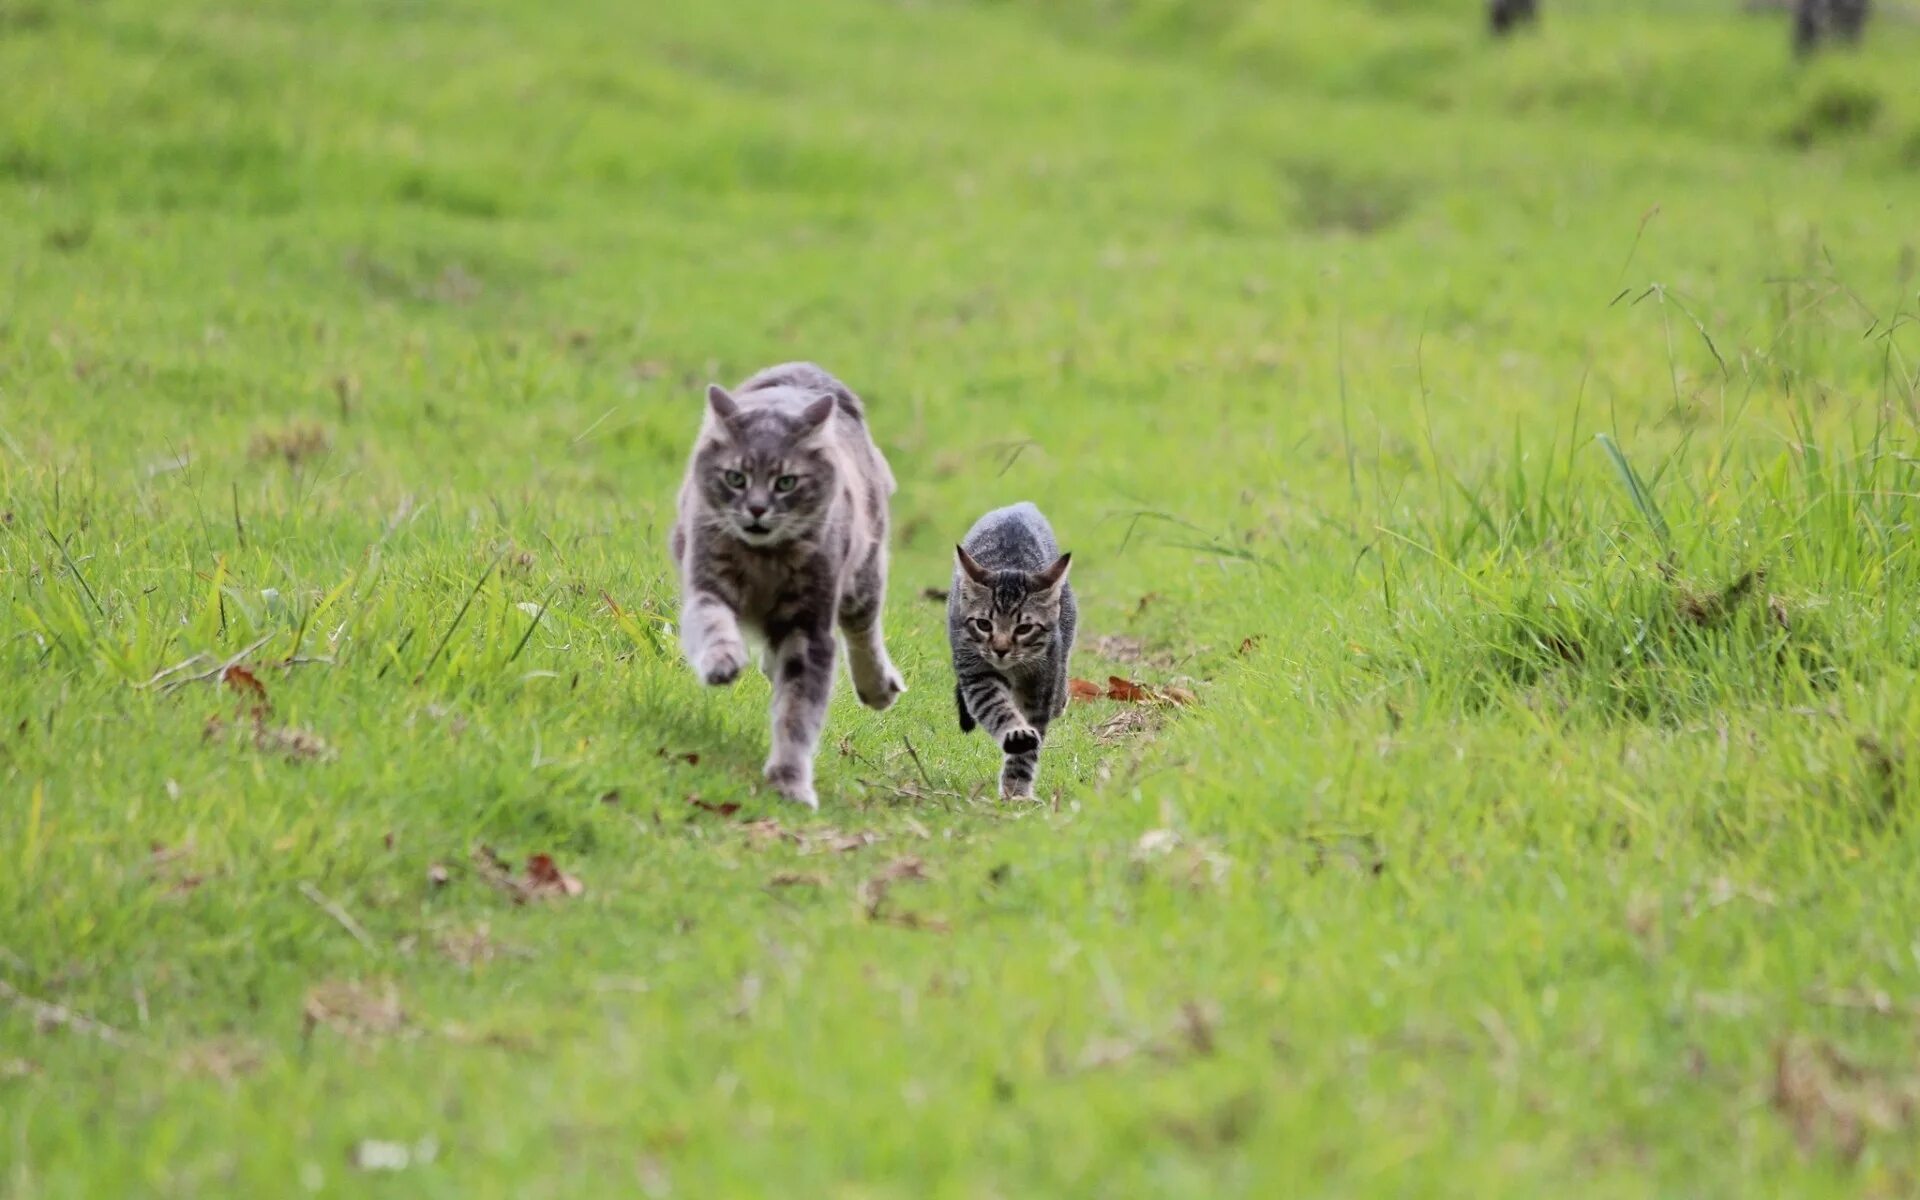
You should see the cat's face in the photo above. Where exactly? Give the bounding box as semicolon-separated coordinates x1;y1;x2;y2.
954;548;1071;669
696;387;838;547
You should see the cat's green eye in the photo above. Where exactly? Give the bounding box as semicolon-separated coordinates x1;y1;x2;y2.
773;474;798;493
723;470;747;489
970;618;992;635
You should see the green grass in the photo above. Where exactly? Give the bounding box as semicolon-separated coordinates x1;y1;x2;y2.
4;0;1920;1194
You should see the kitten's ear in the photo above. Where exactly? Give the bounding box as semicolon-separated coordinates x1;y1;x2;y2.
1034;552;1072;592
706;384;739;423
955;544;992;586
799;394;835;432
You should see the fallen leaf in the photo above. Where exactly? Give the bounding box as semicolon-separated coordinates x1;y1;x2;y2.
1089;634;1147;663
1107;676;1152;703
688;796;741;818
1237;636;1264;655
1135;829;1182;858
767;871;828;888
1162;686;1198;707
524;853;584;899
1067;678;1103;703
1094;707;1162;743
221;664;268;703
348;1138;439;1172
303;980;405;1039
814;829;883;854
871;856;928;883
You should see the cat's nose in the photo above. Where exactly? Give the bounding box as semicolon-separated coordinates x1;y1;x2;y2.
746;503;769;519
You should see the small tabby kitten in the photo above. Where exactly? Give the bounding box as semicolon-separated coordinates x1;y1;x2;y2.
671;362;905;809
949;503;1076;800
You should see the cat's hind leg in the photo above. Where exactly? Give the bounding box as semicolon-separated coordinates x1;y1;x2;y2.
839;547;905;711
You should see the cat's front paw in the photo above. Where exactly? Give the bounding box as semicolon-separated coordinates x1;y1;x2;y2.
696;641;748;687
856;665;906;712
764;760;818;810
1001;726;1039;755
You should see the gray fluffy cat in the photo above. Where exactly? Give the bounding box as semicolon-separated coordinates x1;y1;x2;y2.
672;362;905;809
949;503;1076;800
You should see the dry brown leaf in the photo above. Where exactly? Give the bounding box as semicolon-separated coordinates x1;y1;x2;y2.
1067;677;1103;703
872;856;928;883
1094;707;1162;744
1089;634;1147;663
767;871;828;889
688;796;741;818
1237;636;1264;655
302;980;405;1039
814;829;883;854
221;664;267;704
524;853;584;899
1107;676;1152;703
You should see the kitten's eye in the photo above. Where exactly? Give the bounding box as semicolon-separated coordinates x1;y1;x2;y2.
723;470;747;489
773;474;798;494
970;618;992;635
1015;622;1038;636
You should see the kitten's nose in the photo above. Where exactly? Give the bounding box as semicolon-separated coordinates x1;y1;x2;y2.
747;503;769;519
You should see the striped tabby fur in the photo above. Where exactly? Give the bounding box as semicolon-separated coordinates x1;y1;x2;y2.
948;503;1076;800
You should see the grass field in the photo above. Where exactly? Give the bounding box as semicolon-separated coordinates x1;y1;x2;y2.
5;0;1920;1193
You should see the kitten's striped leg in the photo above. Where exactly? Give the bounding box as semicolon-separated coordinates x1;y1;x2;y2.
764;617;837;809
680;590;746;687
1000;742;1040;801
959;675;1039;798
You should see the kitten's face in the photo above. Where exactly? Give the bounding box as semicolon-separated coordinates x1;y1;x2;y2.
955;552;1070;669
696;388;837;547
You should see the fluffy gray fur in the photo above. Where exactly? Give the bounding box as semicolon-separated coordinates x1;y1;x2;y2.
948;503;1076;800
671;362;904;809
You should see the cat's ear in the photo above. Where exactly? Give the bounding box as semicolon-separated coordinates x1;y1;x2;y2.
955;544;992;586
706;384;739;423
798;394;835;433
1033;553;1072;593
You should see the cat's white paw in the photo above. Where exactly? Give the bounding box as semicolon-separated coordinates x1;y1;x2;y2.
855;663;906;712
697;641;748;687
764;760;818;810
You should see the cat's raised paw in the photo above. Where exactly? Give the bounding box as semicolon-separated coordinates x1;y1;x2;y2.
1001;727;1040;755
856;666;906;712
764;761;818;810
697;642;748;687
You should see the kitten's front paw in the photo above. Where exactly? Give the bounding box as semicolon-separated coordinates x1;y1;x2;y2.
697;642;748;687
1001;726;1039;755
764;761;818;810
856;665;906;712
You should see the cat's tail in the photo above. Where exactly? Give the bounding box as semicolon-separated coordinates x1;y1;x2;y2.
955;683;976;734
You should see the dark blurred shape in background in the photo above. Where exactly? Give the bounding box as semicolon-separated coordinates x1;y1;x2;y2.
1795;0;1871;54
1487;0;1538;36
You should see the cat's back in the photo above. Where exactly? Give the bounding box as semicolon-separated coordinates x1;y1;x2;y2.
961;502;1057;572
